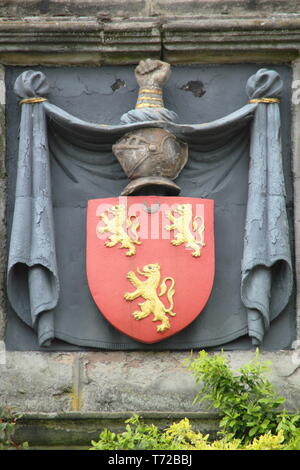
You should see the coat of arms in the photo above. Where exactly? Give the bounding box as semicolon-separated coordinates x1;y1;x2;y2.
87;196;214;343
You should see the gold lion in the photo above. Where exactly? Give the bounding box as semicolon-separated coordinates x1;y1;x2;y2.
165;204;205;257
97;204;141;256
124;263;176;333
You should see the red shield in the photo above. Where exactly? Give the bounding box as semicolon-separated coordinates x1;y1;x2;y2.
86;196;214;343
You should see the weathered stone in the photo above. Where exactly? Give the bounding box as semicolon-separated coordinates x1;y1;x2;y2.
162;18;300;63
292;57;300;340
0;66;5;342
81;352;200;412
1;350;300;415
0;353;73;412
0;0;299;17
0;17;161;65
0;16;299;65
153;0;300;16
0;0;147;17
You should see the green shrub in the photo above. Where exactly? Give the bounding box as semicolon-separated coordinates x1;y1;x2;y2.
283;429;300;450
0;407;28;450
91;350;300;451
90;414;289;450
183;349;300;444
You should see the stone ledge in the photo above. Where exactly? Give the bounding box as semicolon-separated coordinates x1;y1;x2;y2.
14;411;220;447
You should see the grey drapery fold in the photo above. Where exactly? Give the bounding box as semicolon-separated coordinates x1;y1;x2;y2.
7;68;293;348
7;71;59;346
241;69;293;345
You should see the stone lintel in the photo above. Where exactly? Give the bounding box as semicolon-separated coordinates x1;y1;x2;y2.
0;16;299;64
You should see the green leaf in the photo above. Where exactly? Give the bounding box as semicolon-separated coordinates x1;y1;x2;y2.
249;426;259;437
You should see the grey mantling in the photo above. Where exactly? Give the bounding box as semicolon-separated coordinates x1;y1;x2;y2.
7;68;293;348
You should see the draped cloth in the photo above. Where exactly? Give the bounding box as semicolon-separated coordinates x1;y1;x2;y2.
241;70;293;345
7;68;293;349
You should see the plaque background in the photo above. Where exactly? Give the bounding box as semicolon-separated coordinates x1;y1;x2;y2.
5;63;295;351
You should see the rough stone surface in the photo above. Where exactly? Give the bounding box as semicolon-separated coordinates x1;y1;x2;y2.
1;350;300;416
0;15;298;66
292;57;300;341
0;353;73;412
0;66;5;342
81;352;199;412
0;0;300;17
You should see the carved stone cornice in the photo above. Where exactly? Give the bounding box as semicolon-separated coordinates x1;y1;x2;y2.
0;17;161;65
162;17;300;63
0;15;299;65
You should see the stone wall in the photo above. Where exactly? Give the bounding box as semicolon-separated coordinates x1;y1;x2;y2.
1;1;300;447
0;65;5;343
1;0;300;17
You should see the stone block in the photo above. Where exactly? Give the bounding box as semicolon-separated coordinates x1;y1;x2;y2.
80;351;200;412
0;352;73;412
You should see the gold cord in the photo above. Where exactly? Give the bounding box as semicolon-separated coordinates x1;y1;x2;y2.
135;87;164;109
138;95;162;101
19;97;48;105
248;98;280;104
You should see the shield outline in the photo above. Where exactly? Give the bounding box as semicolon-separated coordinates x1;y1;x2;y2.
86;196;215;343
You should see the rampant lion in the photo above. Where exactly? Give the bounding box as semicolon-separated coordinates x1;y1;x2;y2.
97;204;140;256
165;204;205;257
124;263;176;332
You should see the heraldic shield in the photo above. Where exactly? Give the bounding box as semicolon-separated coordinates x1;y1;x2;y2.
86;196;214;343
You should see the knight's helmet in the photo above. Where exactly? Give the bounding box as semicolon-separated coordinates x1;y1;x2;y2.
112;60;188;196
